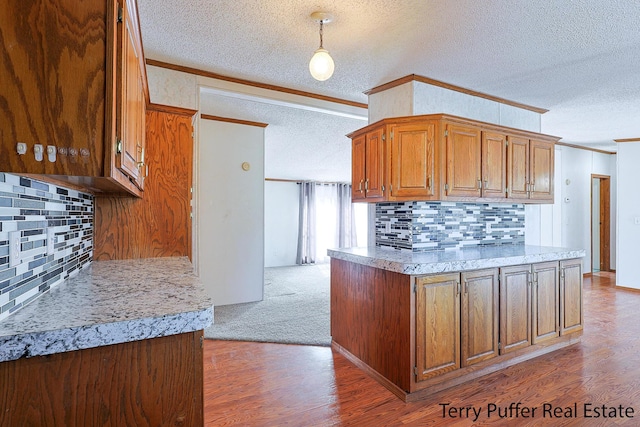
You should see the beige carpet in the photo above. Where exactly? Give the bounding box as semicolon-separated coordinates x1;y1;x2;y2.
204;263;331;346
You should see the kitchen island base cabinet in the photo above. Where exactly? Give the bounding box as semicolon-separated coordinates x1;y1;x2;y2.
0;331;204;426
331;257;583;402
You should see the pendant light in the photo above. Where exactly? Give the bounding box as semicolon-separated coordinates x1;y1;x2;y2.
309;12;335;81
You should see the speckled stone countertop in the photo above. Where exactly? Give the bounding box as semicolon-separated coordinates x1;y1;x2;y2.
328;245;586;275
0;257;213;363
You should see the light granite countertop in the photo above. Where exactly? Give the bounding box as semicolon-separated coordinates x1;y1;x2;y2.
328;245;586;275
0;257;213;363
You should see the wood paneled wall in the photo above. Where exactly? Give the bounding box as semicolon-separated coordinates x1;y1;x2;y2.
93;105;195;260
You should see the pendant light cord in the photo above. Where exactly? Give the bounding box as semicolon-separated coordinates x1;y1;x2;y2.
319;20;324;48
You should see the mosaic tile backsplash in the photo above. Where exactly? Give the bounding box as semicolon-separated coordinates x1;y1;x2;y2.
376;201;525;252
0;173;93;322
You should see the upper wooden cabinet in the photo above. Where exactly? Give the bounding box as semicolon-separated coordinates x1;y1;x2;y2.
348;114;559;204
445;123;482;198
0;0;148;196
352;127;384;201
507;137;554;202
116;0;147;190
389;121;439;199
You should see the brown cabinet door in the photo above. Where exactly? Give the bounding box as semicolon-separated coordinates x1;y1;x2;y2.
351;134;366;201
529;140;554;201
507;136;530;199
0;1;106;177
481;132;507;199
532;261;560;344
415;273;460;381
499;265;531;354
390;122;437;199
116;5;143;185
364;127;385;200
560;259;583;335
461;268;499;366
445;123;482;197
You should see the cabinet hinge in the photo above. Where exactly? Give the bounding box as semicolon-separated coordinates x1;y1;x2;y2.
117;6;123;23
116;138;122;154
444;183;449;191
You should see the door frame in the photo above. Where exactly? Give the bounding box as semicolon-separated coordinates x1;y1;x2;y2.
591;174;611;272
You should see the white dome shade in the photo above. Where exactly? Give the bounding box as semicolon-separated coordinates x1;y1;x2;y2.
309;48;335;81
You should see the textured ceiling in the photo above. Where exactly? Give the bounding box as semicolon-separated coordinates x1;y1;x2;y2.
138;0;640;180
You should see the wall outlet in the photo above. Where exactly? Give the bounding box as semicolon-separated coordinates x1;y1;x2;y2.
47;228;56;254
9;231;21;268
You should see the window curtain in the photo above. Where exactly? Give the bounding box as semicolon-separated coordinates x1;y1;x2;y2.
336;183;357;248
296;182;316;264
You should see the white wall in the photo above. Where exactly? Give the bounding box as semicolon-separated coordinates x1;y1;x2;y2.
616;142;640;289
265;181;299;267
197;119;265;305
527;145;616;273
368;80;541;131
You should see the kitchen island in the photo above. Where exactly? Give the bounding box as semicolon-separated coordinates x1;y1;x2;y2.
0;257;213;426
328;245;585;402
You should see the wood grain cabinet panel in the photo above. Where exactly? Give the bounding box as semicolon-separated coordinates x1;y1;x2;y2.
445;123;482;197
507;136;530;199
532;261;560;344
390;121;438;199
351;134;367;201
415;273;460;380
560;259;583;335
499;265;532;354
529;139;554;201
0;0;147;196
351;127;385;201
481;132;507;199
461;268;499;366
116;2;147;190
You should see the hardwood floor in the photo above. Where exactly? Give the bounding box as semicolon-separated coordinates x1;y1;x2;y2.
204;272;640;426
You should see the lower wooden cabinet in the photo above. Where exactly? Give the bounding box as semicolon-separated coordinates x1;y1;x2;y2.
560;259;584;335
330;257;583;401
415;273;460;380
499;265;532;354
461;269;499;366
531;261;560;344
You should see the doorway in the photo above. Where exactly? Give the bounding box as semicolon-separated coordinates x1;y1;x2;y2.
591;175;611;272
